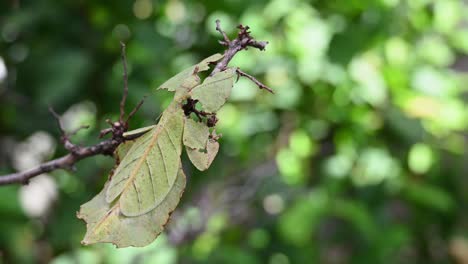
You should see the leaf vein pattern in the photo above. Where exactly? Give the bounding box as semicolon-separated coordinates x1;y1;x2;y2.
116;125;163;199
163;126;178;152
145;159;156;200
132;182;142;211
157;141;169;186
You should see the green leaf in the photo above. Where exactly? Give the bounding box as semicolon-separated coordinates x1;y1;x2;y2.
186;137;220;171
158;54;224;92
183;118;209;149
191;67;236;112
77;166;186;248
105;105;184;217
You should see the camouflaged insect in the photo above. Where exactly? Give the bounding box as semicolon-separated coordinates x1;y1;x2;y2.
78;54;237;247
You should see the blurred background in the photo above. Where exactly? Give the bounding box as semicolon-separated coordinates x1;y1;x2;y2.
1;0;468;263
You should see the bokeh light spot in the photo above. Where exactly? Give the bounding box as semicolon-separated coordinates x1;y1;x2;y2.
408;143;434;174
112;24;131;41
166;1;186;24
263;194;285;215
133;0;153;20
0;57;7;83
269;253;290;264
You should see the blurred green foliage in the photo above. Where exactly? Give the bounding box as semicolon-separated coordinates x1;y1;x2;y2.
1;0;468;263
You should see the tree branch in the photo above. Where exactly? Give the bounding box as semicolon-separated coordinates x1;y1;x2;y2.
126;95;146;123
0;42;136;186
119;41;129;124
0;139;120;185
236;68;274;93
210;20;269;77
215;19;231;46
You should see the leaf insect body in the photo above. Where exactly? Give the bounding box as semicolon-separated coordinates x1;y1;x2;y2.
78;54;236;247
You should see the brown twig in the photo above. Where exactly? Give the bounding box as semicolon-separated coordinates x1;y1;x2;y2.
49;107;90;138
0;43;138;186
49;107;78;152
236;68;274;93
119;41;129;124
49;107;66;135
210;20;269;77
126;95;146;123
215;19;230;46
68;125;90;137
99;127;113;138
0;139;121;185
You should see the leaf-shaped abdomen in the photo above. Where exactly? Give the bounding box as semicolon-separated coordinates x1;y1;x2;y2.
78;165;187;247
105;107;184;217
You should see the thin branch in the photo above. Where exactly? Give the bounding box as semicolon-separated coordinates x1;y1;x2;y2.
0;104;131;186
210;20;269;77
49;106;66;135
0;139;120;185
126;95;147;123
236;68;274;93
119;41;129;123
49;107;78;152
215;19;230;46
99;128;113;138
68;125;90;137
